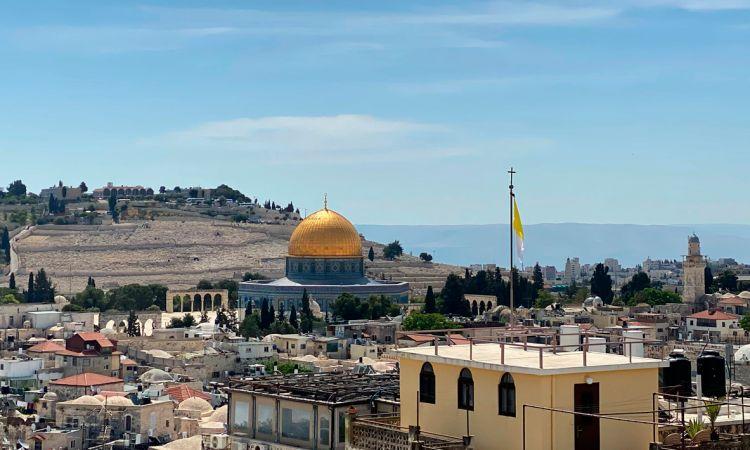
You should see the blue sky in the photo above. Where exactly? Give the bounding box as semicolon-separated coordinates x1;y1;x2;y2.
1;1;749;225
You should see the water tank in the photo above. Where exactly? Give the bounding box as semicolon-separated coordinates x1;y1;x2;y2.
697;350;726;398
659;350;692;398
623;330;644;358
587;337;607;353
559;325;580;352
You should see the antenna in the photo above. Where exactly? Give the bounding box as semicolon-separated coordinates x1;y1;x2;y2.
324;193;328;210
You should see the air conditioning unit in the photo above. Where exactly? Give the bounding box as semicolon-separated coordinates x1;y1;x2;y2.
209;434;229;449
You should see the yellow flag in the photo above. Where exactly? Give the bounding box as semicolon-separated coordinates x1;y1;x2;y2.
513;196;524;262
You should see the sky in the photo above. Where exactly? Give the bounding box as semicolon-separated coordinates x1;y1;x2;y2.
1;0;749;225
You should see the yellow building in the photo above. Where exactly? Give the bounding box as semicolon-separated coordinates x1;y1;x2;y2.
395;341;666;450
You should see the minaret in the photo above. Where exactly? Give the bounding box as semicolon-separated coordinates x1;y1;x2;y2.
682;234;706;303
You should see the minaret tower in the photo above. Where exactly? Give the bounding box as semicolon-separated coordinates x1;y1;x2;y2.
682;234;706;303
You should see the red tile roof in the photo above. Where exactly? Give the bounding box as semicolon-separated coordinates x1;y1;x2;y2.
50;373;122;387
402;334;436;343
73;332;114;348
27;341;66;353
165;384;211;403
688;310;739;320
448;334;470;345
121;359;137;366
99;390;128;398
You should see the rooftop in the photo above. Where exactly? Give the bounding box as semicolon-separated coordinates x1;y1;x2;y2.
50;372;123;387
394;342;667;375
27;341;66;353
228;372;399;405
687;310;738;320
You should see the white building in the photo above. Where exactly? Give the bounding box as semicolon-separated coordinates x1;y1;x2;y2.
564;257;581;284
685;310;739;341
0;357;43;387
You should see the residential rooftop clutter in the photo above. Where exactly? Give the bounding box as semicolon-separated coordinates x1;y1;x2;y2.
227;372;400;450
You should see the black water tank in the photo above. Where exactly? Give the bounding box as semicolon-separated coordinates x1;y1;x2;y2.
660;350;692;398
697;350;726;398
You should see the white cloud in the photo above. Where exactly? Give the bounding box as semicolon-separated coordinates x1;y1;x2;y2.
144;115;469;164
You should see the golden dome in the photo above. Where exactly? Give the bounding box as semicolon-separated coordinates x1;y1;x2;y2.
289;207;362;257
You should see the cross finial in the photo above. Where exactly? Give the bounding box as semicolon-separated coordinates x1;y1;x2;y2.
324;193;328;210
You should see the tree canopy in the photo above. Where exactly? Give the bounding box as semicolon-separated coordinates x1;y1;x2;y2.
402;313;460;331
590;263;614;303
382;241;404;260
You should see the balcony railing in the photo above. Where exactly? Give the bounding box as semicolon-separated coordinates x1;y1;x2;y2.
348;414;468;450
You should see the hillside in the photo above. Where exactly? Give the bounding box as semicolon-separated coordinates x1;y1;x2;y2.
9;219;460;295
357;223;750;268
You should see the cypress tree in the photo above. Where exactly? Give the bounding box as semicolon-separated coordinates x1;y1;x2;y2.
269;305;275;324
260;299;271;329
423;285;436;313
9;273;16;290
27;272;35;302
368;246;375;262
289;305;299;330
300;289;313;333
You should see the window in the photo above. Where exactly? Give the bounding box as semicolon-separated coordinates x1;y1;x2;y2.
457;368;474;410
419;363;435;404
319;416;330;446
499;373;516;417
281;407;311;441
125;415;132;431
233;401;249;432
257;404;274;435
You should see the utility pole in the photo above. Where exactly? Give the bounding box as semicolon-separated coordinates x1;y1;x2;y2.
508;167;516;324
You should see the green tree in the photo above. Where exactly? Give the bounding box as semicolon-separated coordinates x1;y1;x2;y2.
73;286;107;310
0;294;19;305
7;180;27;197
423;285;437;313
289;305;299;330
629;288;681;306
705;266;715;294
419;252;433;262
197;280;213;289
260;299;272;329
471;300;478;316
740;315;750;332
126;310;141;336
717;270;738;292
440;273;468;315
34;269;55;302
382;240;403;260
332;293;361;321
79;181;88;193
402;313;460;331
239;313;262;338
532;263;544;300
182;313;197;327
534;290;555;309
300;289;313;333
26;272;35;302
590;263;614;303
368;246;375;262
8;273;15;290
620;272;651;301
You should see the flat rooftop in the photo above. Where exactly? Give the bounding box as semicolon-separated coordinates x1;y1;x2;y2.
394;342;668;375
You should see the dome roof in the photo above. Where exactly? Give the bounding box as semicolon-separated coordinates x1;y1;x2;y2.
740;291;750;299
689;234;700;243
104;396;133;407
288;207;361;257
69;395;103;406
177;396;213;412
140;368;174;384
205;405;227;423
42;392;58;401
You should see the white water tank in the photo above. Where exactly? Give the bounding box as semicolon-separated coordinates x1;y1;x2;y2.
623;330;644;358
587;337;607;353
559;325;580;352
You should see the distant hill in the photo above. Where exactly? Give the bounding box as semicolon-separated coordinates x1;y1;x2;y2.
357;223;750;268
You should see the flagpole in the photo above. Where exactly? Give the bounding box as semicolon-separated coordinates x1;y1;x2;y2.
508;167;515;324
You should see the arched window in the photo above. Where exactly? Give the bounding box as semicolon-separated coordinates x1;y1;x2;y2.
499;373;516;417
457;368;474;410
419;363;435;404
